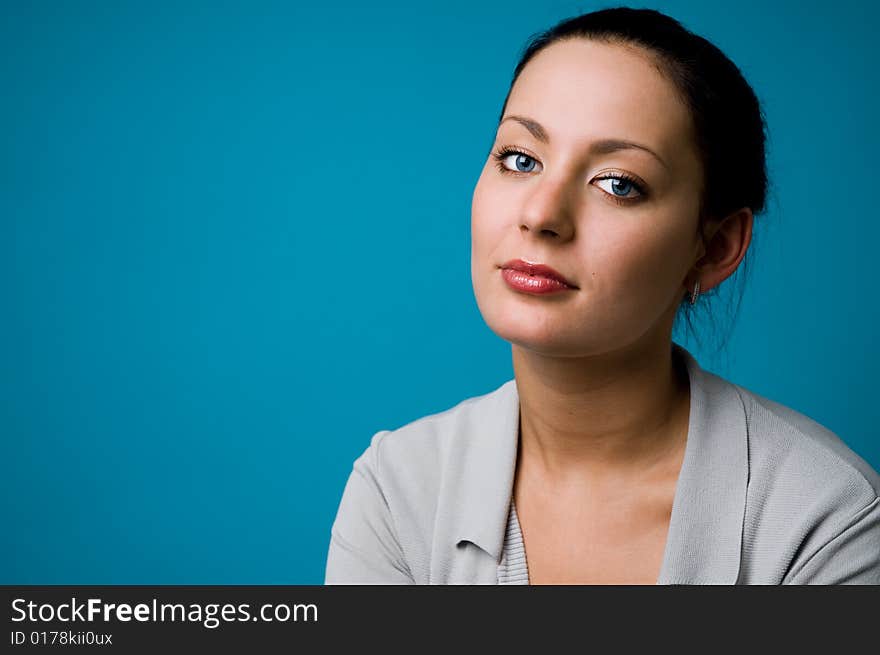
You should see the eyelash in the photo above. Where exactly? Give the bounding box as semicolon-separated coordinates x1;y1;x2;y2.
490;145;648;206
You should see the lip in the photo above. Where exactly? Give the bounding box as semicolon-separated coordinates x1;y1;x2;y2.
499;259;578;294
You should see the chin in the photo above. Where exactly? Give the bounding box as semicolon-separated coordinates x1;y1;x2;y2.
488;303;635;356
484;317;583;357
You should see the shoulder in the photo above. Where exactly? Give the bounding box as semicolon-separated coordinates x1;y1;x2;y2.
358;379;513;496
732;381;879;497
728;380;880;583
335;380;514;582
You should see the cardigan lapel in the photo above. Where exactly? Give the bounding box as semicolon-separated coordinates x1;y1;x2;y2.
656;344;749;584
448;378;521;564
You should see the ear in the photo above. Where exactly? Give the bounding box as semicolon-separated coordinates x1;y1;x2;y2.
691;207;753;293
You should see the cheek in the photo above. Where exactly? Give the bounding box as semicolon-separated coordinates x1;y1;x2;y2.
470;168;490;293
601;217;694;301
471;166;508;257
470;166;515;316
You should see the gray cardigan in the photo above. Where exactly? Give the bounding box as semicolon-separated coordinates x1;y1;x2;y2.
325;344;880;584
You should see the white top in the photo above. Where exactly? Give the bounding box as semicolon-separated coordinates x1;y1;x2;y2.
497;499;529;585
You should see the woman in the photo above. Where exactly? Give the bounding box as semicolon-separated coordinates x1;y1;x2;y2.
325;7;880;584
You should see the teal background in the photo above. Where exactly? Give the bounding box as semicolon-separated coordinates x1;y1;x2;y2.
3;0;877;583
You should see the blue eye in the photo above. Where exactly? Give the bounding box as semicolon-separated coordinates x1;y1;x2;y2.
491;146;542;174
501;152;539;173
594;175;643;199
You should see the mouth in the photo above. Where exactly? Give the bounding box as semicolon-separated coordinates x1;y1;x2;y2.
498;259;579;290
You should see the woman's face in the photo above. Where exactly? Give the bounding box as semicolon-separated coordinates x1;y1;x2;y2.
471;38;705;357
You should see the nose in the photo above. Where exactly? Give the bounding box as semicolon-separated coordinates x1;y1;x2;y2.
518;175;577;242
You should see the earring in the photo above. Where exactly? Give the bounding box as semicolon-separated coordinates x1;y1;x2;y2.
689;279;701;305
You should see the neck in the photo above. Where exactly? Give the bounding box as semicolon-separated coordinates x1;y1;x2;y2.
512;331;690;484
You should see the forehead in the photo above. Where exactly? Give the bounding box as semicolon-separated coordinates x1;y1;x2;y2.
504;38;694;159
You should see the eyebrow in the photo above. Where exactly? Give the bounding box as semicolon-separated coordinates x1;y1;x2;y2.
499;114;669;171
